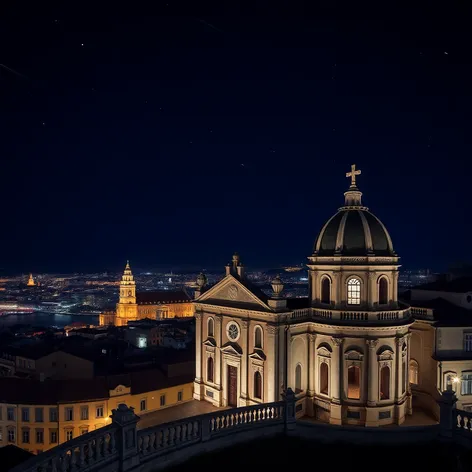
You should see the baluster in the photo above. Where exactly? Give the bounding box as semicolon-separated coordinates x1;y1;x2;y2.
162;429;169;448
181;423;188;442
87;440;94;464
60;453;68;472
149;431;157;451
103;433;110;456
175;425;182;444
193;421;200;438
110;431;116;454
69;447;78;472
51;457;58;472
142;434;149;454
459;414;465;429
96;437;102;461
79;443;86;466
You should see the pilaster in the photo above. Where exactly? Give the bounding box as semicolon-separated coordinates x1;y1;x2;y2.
266;324;278;402
193;312;203;400
330;337;343;425
215;315;222;390
395;337;403;403
307;333;316;416
367;271;375;309
240;319;249;404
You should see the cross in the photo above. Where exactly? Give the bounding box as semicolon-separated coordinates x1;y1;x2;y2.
346;164;361;186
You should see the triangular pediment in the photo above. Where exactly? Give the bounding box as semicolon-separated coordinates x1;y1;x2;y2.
203;338;217;347
249;349;266;361
221;342;243;356
195;275;271;311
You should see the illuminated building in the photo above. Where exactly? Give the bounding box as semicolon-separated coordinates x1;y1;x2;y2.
99;262;194;327
26;274;35;287
194;165;414;426
0;372;193;454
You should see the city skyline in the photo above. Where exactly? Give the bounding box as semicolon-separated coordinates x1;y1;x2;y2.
2;5;470;273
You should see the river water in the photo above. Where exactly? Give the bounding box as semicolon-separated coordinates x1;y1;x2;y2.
0;311;99;329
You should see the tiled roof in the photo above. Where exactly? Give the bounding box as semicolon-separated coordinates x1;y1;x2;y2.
0;366;194;405
136;290;191;305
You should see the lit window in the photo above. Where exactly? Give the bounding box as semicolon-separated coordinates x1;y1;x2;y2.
348;365;361;399
36;429;44;444
22;430;30;443
461;373;472;396
8;429;15;442
21;408;30;422
347;278;361;305
464;333;472;352
50;430;58;443
65;407;73;421
96;406;104;418
80;406;89;421
66;430;73;441
409;360;419;385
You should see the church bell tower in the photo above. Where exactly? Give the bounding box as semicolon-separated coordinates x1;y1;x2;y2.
116;261;138;325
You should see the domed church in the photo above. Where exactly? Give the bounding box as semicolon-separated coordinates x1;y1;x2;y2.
194;165;414;426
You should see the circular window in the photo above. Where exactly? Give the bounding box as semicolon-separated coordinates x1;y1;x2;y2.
226;321;240;342
467;295;472;304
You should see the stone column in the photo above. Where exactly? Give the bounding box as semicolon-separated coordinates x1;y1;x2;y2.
240;320;249;404
395;337;403;402
266;324;278;402
367;272;375;309
392;271;399;307
308;333;316;396
366;339;379;406
330;337;343;425
332;272;340;307
405;333;412;414
307;333;316;417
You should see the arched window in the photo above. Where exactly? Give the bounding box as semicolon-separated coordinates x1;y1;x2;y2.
207;357;214;383
347;365;361;399
320;362;329;395
321;277;331;304
207;318;214;337
380;366;390;400
409;359;419;385
254;326;263;349
347;278;361;305
379;277;388;305
295;364;302;393
254;371;262;399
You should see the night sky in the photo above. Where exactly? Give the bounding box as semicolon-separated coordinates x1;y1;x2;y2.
1;4;471;274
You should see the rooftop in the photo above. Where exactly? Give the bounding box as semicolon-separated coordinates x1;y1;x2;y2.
136;290;191;305
412;276;472;293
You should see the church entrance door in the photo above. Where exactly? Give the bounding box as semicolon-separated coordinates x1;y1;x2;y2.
228;365;238;406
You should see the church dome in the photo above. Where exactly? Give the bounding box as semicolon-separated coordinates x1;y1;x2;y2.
313;165;395;257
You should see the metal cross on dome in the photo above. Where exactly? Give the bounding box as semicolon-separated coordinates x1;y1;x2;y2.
346;164;361;186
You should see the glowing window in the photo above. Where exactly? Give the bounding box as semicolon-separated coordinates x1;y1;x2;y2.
409;360;419;385
347;278;361;305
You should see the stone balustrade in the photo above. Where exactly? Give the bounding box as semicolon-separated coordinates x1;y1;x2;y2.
137;402;285;463
291;307;411;324
11;424;118;472
10;388;472;472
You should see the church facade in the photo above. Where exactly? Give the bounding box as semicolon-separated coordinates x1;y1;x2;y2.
99;262;193;326
194;166;413;426
194;165;472;426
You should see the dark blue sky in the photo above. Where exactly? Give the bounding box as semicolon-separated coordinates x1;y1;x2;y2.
1;3;471;273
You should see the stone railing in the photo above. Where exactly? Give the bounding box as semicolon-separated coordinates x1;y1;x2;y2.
137;402;286;465
11;423;118;472
410;306;434;320
11;388;472;472
291;307;411;324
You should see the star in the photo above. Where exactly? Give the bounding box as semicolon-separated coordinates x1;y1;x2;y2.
444;51;449;55
41;122;46;126
81;43;84;47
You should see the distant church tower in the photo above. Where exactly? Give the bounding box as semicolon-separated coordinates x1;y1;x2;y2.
27;273;36;287
115;261;138;326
